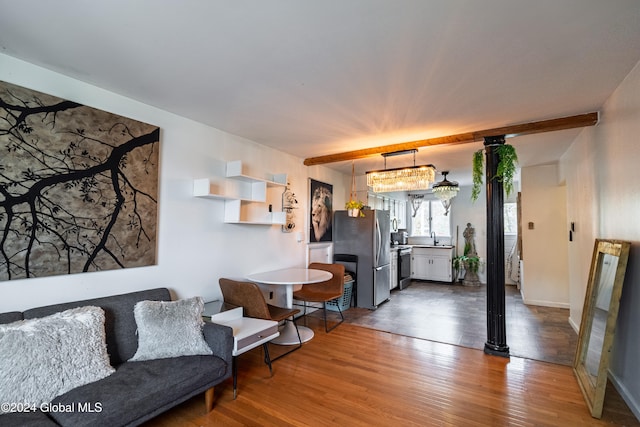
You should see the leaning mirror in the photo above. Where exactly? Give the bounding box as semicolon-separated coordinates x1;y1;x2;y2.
573;239;630;418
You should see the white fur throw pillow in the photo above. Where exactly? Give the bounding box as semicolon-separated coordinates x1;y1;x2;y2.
129;296;212;361
0;306;115;414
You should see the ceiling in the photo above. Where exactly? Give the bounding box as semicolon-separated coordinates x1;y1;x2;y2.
1;1;639;186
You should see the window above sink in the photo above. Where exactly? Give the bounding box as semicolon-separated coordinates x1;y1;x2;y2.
411;199;451;239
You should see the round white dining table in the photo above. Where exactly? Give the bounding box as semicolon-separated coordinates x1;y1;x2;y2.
246;267;332;345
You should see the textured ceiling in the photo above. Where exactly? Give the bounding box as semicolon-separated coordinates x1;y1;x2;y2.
1;0;639;184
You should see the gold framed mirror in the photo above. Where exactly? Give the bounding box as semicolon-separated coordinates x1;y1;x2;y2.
573;239;630;418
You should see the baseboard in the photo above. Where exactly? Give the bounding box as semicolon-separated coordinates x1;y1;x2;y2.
521;297;570;309
568;316;580;334
608;370;640;421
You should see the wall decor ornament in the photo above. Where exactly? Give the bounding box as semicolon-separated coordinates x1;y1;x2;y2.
0;81;160;281
281;182;298;233
308;179;333;243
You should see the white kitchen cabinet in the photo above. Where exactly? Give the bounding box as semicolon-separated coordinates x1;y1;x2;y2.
397;200;407;229
374;195;384;210
411;246;454;282
367;192;408;231
411;252;429;279
193;160;287;225
390;250;398;290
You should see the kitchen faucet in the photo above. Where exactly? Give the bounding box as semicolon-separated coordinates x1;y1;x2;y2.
431;231;438;245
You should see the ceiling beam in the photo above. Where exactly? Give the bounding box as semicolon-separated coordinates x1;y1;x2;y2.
303;112;598;166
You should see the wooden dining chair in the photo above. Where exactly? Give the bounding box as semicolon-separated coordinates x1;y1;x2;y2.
293;262;346;332
219;278;302;364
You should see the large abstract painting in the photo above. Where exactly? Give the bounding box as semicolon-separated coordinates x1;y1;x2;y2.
0;81;160;281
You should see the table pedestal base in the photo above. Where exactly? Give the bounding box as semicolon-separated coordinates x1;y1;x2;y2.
271;321;314;345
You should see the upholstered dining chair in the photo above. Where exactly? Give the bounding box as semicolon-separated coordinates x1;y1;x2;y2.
293;262;346;332
218;278;302;364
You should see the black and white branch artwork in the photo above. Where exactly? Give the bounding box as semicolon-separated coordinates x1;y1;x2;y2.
0;81;160;281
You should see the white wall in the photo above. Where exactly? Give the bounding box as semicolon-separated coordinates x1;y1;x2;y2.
520;164;570;307
402;178;509;285
0;53;348;312
561;58;640;418
559;132;599;329
449;185;488;283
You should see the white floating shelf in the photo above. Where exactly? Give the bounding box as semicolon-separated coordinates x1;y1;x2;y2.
194;161;287;226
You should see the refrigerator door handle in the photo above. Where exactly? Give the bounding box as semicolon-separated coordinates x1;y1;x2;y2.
375;217;381;266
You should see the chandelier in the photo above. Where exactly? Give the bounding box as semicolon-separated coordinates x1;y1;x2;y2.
431;171;459;215
366;149;436;193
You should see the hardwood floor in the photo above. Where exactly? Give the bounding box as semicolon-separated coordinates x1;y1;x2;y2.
343;281;578;365
144;317;638;426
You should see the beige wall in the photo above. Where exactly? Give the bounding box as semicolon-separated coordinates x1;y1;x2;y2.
561;58;640;418
0;53;348;312
520;164;570;307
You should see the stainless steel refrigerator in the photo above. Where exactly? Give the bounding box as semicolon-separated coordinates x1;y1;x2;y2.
333;210;391;309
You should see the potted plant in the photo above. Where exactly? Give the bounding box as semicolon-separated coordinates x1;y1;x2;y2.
452;255;464;282
471;143;518;201
452;254;481;282
345;161;366;217
462;255;482;286
345;199;365;217
462;255;481;274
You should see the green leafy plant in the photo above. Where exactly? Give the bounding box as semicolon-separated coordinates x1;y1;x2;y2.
452;255;481;274
345;200;364;210
452;255;464;281
463;255;481;273
463;242;472;256
471;144;518;201
495;144;518;197
471;149;484;202
453;255;462;270
345;199;365;217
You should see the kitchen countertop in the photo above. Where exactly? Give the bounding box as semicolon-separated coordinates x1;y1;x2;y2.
390;245;412;251
390;244;455;250
410;244;454;249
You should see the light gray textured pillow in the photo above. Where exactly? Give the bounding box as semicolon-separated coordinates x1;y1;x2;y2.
129;296;212;361
0;306;115;414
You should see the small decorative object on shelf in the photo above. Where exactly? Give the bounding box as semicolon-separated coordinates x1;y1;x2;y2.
282;182;298;232
193;160;287;225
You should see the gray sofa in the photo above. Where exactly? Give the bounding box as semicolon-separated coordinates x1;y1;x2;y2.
0;288;233;427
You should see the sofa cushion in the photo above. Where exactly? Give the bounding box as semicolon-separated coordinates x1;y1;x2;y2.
129;297;212;361
23;288;171;366
50;355;227;427
0;410;58;426
0;311;23;325
0;306;115;415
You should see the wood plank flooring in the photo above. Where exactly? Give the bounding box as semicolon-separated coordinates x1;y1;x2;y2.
344;281;578;365
143;317;638;426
